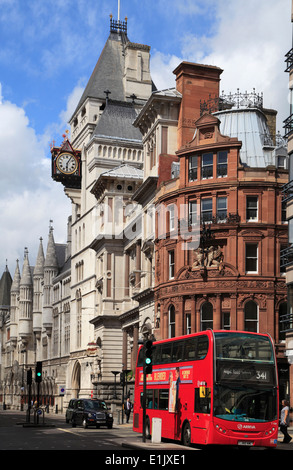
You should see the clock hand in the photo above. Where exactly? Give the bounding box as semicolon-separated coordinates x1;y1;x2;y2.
68;156;74;168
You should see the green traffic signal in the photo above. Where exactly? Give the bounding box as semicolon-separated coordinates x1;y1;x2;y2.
144;339;153;374
35;362;42;383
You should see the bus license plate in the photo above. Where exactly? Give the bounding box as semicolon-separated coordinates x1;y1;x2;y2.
238;441;253;446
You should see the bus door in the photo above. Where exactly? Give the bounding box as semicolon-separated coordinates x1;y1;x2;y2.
193;384;211;445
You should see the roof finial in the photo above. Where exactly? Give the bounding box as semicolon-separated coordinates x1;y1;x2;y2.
104;89;111;105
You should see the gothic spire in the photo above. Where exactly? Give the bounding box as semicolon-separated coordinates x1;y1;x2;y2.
20;248;33;286
45;226;58;269
11;259;21;293
34;237;45;277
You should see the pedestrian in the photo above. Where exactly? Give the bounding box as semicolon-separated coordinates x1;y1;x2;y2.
280;399;292;443
124;397;133;423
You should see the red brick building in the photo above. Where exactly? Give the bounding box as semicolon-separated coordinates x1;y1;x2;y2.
153;84;288;381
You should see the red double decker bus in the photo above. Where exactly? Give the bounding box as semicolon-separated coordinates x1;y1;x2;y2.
133;330;279;448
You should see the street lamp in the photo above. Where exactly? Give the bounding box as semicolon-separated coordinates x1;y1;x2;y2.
111;371;119;399
200;222;213;280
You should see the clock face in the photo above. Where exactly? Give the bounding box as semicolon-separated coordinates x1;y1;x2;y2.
56;152;78;174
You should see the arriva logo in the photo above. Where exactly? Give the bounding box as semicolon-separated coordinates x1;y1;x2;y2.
237;424;256;430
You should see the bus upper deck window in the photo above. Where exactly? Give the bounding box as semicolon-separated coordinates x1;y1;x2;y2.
196;336;209;360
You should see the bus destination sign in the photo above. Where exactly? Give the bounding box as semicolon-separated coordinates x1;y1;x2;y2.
216;361;274;385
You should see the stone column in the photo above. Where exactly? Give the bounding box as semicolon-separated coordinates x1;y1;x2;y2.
122;329;127;370
191;296;196;333
175;297;184;337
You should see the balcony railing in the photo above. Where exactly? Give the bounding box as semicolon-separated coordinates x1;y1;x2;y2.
279;313;293;333
285;47;293;72
280;245;293;268
283;113;293;138
282;179;293;203
189;212;240;226
200;89;263;115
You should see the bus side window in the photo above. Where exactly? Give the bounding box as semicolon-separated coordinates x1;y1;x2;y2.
184;338;197;361
194;387;211;414
141;390;154;409
153;389;159;409
172;341;184;362
161;343;172;363
155;344;161;364
196;335;209;360
147;389;153;408
159;389;169;410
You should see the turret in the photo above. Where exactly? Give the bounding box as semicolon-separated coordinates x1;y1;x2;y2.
9;260;21;344
33;238;45;339
42;227;59;335
18;249;33;343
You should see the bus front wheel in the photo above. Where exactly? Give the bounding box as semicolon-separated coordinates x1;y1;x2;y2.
182;422;191;447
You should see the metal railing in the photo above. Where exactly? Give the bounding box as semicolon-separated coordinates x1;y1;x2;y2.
279;313;293;333
285;47;293;73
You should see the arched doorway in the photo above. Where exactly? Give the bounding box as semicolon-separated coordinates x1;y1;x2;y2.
71;361;81;399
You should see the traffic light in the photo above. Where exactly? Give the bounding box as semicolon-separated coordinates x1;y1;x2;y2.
35;361;42;383
27;368;32;385
144;339;153;375
120;371;125;386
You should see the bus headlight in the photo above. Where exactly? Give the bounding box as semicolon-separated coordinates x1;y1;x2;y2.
265;426;276;435
215;424;227;434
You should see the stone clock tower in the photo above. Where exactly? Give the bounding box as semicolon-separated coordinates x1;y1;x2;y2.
52;16;155;401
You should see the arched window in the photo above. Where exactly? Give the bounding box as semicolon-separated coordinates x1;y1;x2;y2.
201;302;213;330
244;300;258;332
168;305;175;338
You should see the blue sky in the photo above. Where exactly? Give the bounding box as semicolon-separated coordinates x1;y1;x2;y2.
0;0;291;275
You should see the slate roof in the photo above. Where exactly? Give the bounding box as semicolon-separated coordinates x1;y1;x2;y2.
74;32;128;115
93;100;142;142
101;164;143;180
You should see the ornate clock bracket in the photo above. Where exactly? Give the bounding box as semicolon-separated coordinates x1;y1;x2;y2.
51;135;81;189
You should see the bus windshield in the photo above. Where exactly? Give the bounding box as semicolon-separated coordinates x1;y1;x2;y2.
213;332;277;423
213;384;278;422
214;332;274;363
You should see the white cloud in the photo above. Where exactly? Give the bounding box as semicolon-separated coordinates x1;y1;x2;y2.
59;84;85;130
150;0;290;131
151;52;179;90
0;89;71;274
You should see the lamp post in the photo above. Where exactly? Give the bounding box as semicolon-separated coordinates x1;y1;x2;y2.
111;371;119;399
200;222;213;280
